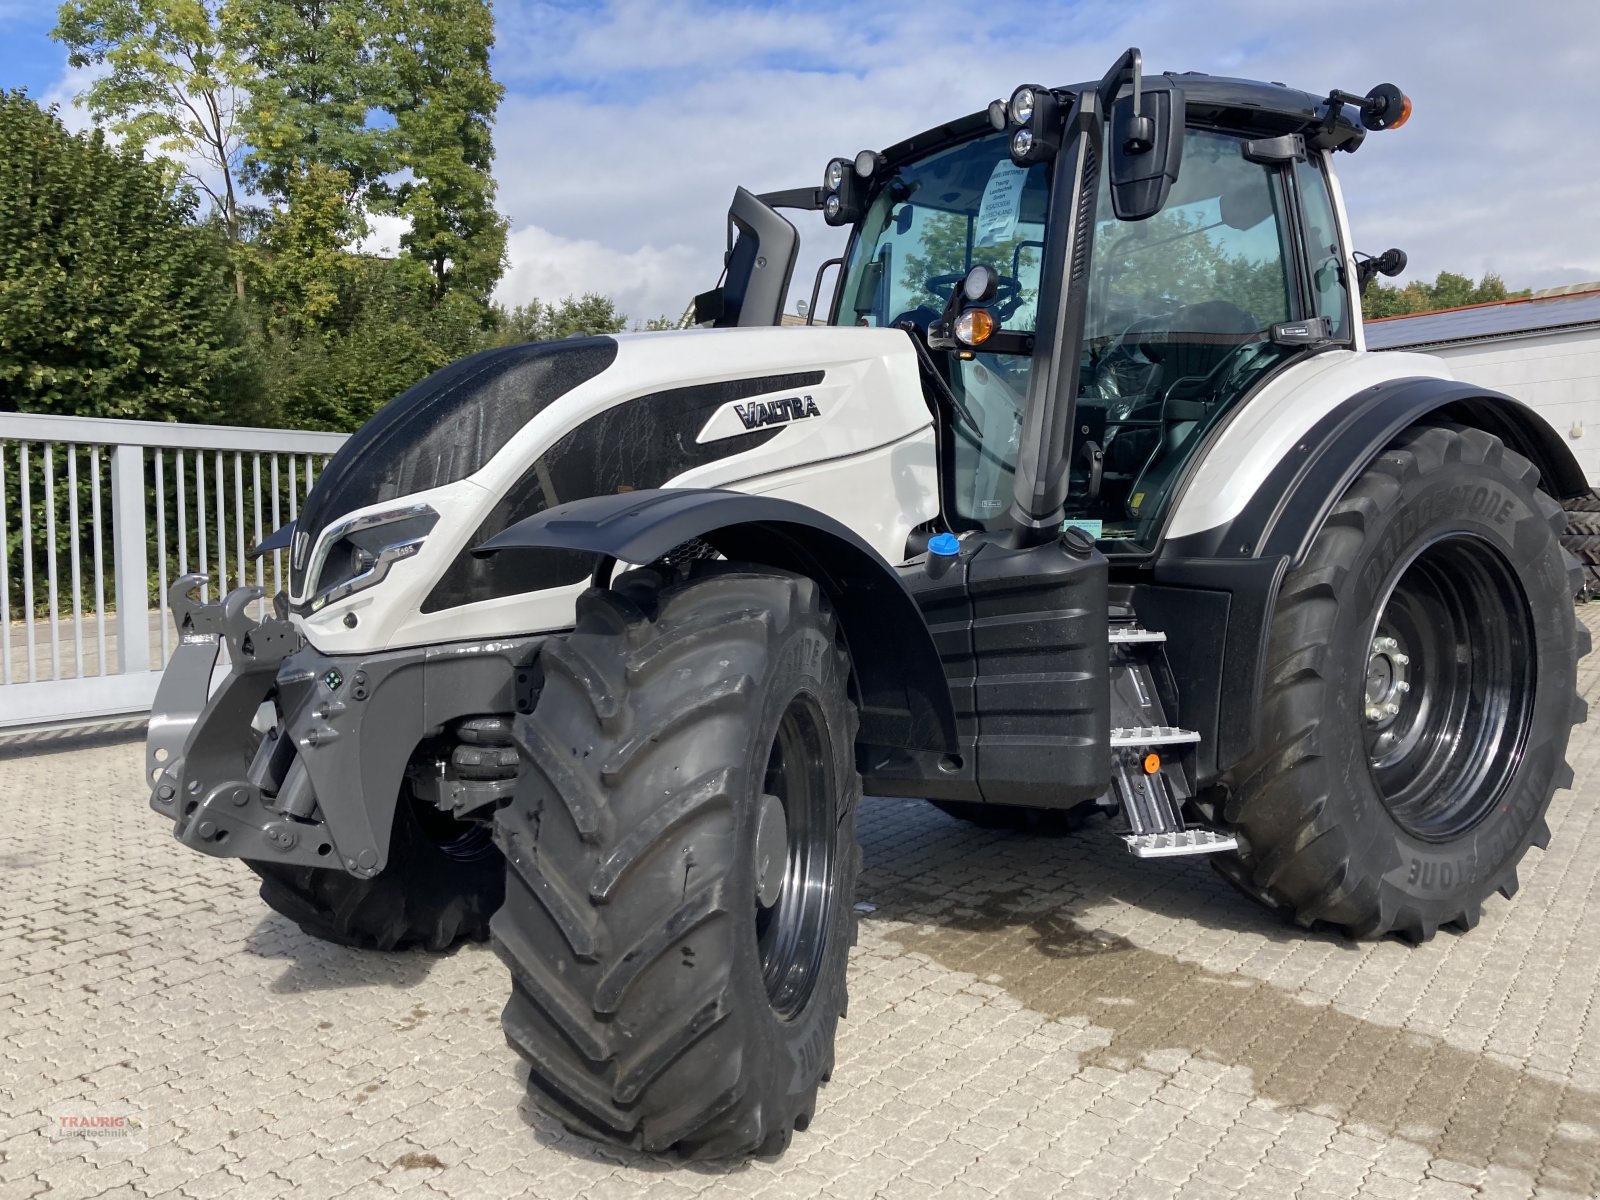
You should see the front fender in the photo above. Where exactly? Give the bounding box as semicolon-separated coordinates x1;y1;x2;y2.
477;487;958;755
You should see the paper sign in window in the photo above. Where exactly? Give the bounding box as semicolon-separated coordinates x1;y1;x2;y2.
975;160;1028;248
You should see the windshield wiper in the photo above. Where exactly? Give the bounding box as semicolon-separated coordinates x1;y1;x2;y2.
898;321;983;435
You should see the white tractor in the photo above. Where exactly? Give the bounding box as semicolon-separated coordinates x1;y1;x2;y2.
146;51;1588;1159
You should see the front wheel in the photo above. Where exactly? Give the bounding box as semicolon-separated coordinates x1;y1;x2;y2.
249;782;503;951
492;563;860;1159
1222;425;1589;940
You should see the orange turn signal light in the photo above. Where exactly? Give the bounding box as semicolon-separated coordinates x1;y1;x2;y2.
1390;93;1413;129
954;307;996;347
1142;753;1161;775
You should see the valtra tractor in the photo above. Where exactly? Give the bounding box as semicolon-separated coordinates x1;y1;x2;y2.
145;50;1589;1158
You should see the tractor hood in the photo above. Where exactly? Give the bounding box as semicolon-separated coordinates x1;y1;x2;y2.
289;336;621;597
280;324;936;654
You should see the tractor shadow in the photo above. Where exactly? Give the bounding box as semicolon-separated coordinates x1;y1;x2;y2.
854;796;1600;1194
241;912;464;994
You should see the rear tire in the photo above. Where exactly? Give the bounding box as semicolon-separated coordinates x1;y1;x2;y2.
493;563;860;1159
1221;425;1588;941
249;786;503;951
1562;490;1600;597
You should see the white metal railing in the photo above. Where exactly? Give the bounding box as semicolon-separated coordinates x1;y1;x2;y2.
0;412;348;729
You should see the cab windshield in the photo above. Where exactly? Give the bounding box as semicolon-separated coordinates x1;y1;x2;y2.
836;131;1053;524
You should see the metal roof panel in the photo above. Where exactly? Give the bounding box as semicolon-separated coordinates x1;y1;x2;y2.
1366;290;1600;349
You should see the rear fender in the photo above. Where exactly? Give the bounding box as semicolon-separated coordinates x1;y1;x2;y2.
1163;376;1589;565
1153;376;1587;781
476;487;958;755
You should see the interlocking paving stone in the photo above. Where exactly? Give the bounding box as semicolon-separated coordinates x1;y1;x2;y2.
2;606;1599;1198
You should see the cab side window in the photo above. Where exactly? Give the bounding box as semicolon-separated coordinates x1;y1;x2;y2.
1295;158;1352;341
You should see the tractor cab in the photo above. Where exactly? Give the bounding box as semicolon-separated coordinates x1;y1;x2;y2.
709;51;1408;555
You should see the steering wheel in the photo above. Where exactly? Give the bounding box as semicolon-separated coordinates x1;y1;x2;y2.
925;270;1023;309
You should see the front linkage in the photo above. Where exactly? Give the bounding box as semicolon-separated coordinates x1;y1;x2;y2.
146;575;541;883
145;575;327;868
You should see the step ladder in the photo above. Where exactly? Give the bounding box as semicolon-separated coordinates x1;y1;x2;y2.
1106;624;1238;859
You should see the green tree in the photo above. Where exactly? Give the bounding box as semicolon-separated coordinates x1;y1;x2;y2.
1361;270;1528;320
0;91;256;422
248;159;366;334
492;294;628;344
226;0;388;208
54;0;251;296
254;259;484;430
379;0;506;310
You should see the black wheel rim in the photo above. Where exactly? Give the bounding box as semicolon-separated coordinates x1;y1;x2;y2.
755;693;837;1020
1361;532;1536;841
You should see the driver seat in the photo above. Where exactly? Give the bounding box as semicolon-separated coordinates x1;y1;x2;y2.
1125;300;1263;521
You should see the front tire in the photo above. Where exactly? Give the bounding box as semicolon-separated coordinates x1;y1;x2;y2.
249;784;503;951
1222;425;1589;940
493;563;860;1159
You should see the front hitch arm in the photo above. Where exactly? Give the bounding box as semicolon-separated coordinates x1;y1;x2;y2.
145;575;331;867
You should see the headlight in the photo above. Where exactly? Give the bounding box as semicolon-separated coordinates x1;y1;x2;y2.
824;159;845;191
1011;127;1034;158
1008;86;1036;126
823;193;842;220
303;503;440;611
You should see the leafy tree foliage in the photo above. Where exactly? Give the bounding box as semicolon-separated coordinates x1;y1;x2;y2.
0;91;256;422
227;0;389;207
253;258;487;430
381;0;506;309
492;294;629;344
1361;271;1529;319
54;0;250;296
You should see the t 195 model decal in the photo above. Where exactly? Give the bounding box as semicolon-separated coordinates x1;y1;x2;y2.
735;394;822;429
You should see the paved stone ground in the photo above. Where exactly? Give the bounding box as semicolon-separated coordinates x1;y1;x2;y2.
3;613;1599;1200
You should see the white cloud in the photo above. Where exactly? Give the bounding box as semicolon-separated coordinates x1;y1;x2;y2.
497;223;704;324
488;0;1600;317
38;60;102;136
353;210;410;258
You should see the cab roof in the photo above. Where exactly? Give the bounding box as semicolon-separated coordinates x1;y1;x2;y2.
878;72;1364;171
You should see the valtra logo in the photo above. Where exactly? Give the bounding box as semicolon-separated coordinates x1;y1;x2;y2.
734;394;822;430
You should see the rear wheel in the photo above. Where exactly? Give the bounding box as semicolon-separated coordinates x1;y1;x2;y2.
1221;425;1588;940
1562;490;1600;597
249;785;503;951
493;563;859;1159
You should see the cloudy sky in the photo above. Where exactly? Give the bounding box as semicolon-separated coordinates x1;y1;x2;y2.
4;1;1598;323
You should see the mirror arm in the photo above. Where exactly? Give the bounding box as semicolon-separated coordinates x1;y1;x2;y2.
756;187;826;211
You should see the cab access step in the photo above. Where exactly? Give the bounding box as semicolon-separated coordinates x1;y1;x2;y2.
1106;624;1237;858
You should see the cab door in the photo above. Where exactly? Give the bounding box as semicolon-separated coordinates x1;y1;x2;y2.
1064;128;1348;548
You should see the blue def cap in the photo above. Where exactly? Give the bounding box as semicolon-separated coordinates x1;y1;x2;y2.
928;533;961;556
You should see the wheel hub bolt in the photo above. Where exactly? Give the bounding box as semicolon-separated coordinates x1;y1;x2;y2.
1384;701;1399;716
1394;652;1410;666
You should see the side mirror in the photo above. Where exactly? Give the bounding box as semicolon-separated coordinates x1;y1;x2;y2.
1108;78;1184;221
693;186;799;327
